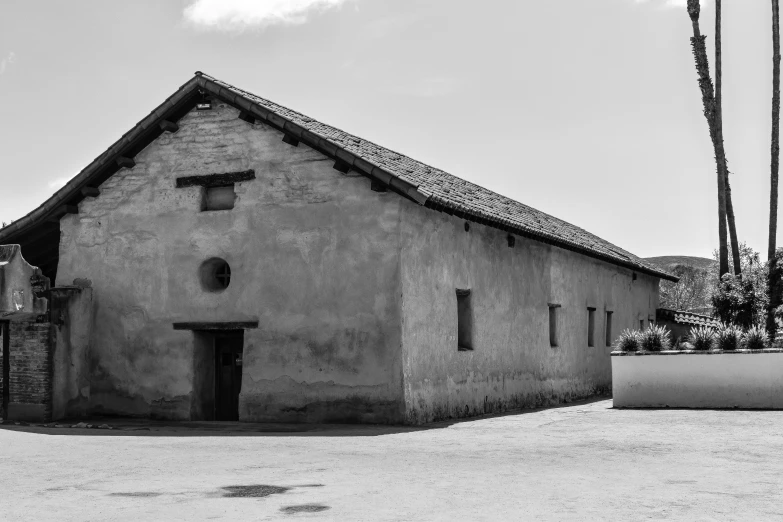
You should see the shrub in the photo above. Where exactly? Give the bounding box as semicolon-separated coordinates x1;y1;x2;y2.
689;326;715;351
640;325;671;352
615;329;642;352
710;244;770;328
741;325;768;350
715;323;742;351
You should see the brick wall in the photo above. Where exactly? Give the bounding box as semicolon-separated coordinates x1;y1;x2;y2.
7;321;52;422
0;322;6;419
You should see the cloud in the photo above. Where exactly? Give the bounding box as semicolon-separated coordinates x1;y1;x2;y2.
0;52;16;75
184;0;352;31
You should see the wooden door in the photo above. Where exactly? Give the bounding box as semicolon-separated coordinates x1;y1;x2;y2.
215;335;243;421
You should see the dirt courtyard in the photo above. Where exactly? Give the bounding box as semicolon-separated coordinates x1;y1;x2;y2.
2;398;783;521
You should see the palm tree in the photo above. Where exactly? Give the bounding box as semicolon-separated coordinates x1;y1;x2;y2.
768;0;781;335
715;0;742;276
687;0;730;277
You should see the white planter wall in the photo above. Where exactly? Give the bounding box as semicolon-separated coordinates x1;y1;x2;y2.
611;350;783;409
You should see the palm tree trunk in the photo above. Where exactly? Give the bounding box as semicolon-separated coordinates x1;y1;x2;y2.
688;0;730;278
715;0;742;276
768;0;781;335
725;178;742;275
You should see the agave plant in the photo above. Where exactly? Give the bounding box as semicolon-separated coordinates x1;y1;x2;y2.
615;329;642;352
689;326;715;351
741;325;769;350
640;324;672;352
715;323;742;351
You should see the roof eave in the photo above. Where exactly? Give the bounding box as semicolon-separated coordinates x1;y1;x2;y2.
195;75;430;206
0;72;679;284
195;74;677;282
0;75;203;244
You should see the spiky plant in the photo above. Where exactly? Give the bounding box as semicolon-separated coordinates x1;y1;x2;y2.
689;326;715;351
741;325;769;350
715;323;742;350
640;325;672;352
615;329;642;352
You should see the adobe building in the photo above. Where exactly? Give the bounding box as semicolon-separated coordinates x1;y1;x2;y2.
0;73;676;425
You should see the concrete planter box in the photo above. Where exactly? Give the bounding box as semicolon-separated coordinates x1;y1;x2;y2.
611;349;783;409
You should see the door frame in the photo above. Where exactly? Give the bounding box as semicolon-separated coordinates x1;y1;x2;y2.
214;330;244;421
180;322;257;422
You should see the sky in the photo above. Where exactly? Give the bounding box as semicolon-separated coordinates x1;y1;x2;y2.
0;0;778;259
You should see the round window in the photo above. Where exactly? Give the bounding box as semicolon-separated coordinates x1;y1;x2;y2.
200;258;231;292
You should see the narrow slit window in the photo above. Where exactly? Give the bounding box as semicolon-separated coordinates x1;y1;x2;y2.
456;289;473;351
587;308;596;347
639;319;645;330
549;305;560;347
605;311;613;347
202;184;236;211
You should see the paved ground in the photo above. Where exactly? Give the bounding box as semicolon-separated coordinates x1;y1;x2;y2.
2;398;783;521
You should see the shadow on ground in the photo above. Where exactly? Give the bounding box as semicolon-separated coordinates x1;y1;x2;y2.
0;395;611;438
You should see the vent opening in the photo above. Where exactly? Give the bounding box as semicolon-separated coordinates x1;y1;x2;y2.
200;258;231;292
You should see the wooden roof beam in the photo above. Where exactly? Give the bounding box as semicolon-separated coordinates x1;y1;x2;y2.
81;187;100;198
159;120;179;133
117;157;135;169
45;205;78;223
282;134;299;147
333;160;351;174
238;111;256;124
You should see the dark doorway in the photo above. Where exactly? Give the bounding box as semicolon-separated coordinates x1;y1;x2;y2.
215;332;243;421
1;321;9;419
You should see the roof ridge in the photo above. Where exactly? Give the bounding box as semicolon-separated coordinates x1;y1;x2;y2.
202;73;442;176
0;72;678;283
202;75;673;280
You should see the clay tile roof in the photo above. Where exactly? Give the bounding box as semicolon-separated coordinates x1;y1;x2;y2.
203;74;676;281
0;72;677;282
658;308;719;328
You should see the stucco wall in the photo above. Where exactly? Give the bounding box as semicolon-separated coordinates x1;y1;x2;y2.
51;287;93;420
399;205;659;424
56;100;405;423
0;244;48;321
612;352;783;409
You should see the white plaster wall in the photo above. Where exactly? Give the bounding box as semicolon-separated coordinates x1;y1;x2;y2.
56;100;406;423
0;245;48;320
400;202;660;424
612;353;783;409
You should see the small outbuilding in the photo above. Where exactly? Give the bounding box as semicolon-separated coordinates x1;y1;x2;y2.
0;73;676;424
655;308;719;344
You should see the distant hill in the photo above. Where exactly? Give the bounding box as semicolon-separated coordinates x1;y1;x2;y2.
645;256;715;271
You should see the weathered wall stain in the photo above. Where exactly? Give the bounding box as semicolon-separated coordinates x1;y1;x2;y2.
399;202;658;424
51;286;93;420
56;101;405;423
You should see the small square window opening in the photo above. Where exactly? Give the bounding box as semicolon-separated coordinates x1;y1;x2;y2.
202;185;236;211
